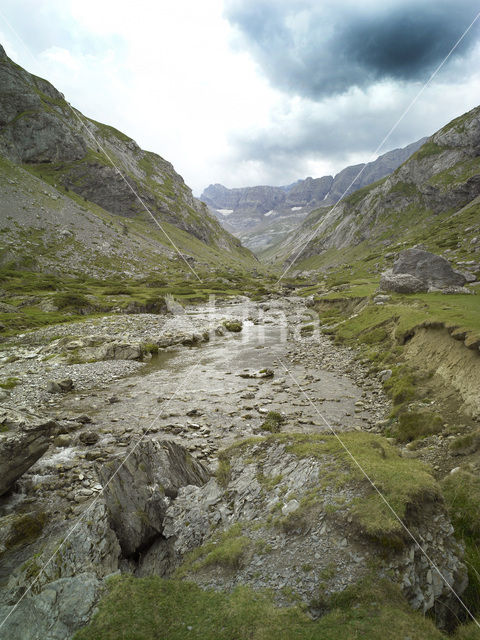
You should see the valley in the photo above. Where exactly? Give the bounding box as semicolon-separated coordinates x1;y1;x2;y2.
1;37;480;640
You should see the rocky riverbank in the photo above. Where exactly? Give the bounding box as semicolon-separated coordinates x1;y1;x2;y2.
0;296;467;638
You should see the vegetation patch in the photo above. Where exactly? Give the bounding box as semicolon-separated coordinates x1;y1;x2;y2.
73;574;447;640
223;319;243;332
54;292;90;311
4;511;47;550
178;524;250;574
396;410;444;443
260;411;285;433
441;470;480;617
0;376;20;390
279;432;439;540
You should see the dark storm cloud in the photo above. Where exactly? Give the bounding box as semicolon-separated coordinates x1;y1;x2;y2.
224;0;480;98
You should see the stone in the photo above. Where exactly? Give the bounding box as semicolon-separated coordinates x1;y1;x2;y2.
238;369;274;379
0;411;56;495
96;440;210;556
97;342;143;361
79;431;99;446
54;434;71;447
0;573;102;640
378;369;393;382
47;378;74;393
282;499;300;516
380;248;467;293
379;270;427;293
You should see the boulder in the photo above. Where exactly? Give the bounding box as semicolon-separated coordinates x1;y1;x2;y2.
98;341;144;361
96;440;210;556
379;270;427;293
47;378;74;393
0;411;56;495
392;248;466;291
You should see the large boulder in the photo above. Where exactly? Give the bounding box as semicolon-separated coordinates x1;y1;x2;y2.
0;411;56;496
380;248;467;293
379;270;427;293
96;440;210;557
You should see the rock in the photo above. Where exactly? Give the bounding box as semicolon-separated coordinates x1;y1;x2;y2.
0;573;102;640
223;320;243;333
7;500;120;599
380;248;467;293
163;437;466;626
378;369;393;382
54;434;71;447
96;440;210;556
238;368;274;379
79;431;99;446
281;499;300;516
379;271;427;293
47;378;74;393
0;411;55;495
98;342;144;361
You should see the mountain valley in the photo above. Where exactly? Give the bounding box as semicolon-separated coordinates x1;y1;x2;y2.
1;43;480;640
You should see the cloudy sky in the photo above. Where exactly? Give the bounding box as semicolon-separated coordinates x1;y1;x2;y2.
1;0;479;194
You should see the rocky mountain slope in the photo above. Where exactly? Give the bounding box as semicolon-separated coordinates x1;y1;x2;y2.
201;138;426;252
266;105;480;279
0;44;257;280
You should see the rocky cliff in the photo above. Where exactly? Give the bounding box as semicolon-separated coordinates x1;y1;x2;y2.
201;138;426;252
268;105;480;274
0;44;256;278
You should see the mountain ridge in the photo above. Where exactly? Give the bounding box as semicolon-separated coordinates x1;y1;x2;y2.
265;105;480;280
201;138;427;252
0;43;257;279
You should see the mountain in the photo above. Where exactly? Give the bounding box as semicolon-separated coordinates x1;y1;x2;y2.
0;44;257;280
201;138;426;252
266;105;480;278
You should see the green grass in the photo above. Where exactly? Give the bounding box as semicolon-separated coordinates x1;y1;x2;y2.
218;432;439;543
396;410;444;442
73;574;447;640
442;471;480;617
281;432;439;540
177;524;250;575
0;376;20;389
412;141;445;161
260;411;285;433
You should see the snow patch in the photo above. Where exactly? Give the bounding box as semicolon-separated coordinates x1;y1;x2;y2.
217;209;234;215
265;210;277;217
291;206;302;211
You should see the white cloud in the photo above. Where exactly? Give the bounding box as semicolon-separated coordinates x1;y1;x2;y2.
0;1;479;194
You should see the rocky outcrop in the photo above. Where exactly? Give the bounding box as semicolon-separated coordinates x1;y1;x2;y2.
2;500;121;640
380;248;467;293
0;410;56;495
162;435;467;627
96;440;210;557
0;573;102;640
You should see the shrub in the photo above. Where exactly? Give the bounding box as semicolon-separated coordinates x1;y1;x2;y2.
261;411;285;433
54;292;89;311
396;411;443;442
